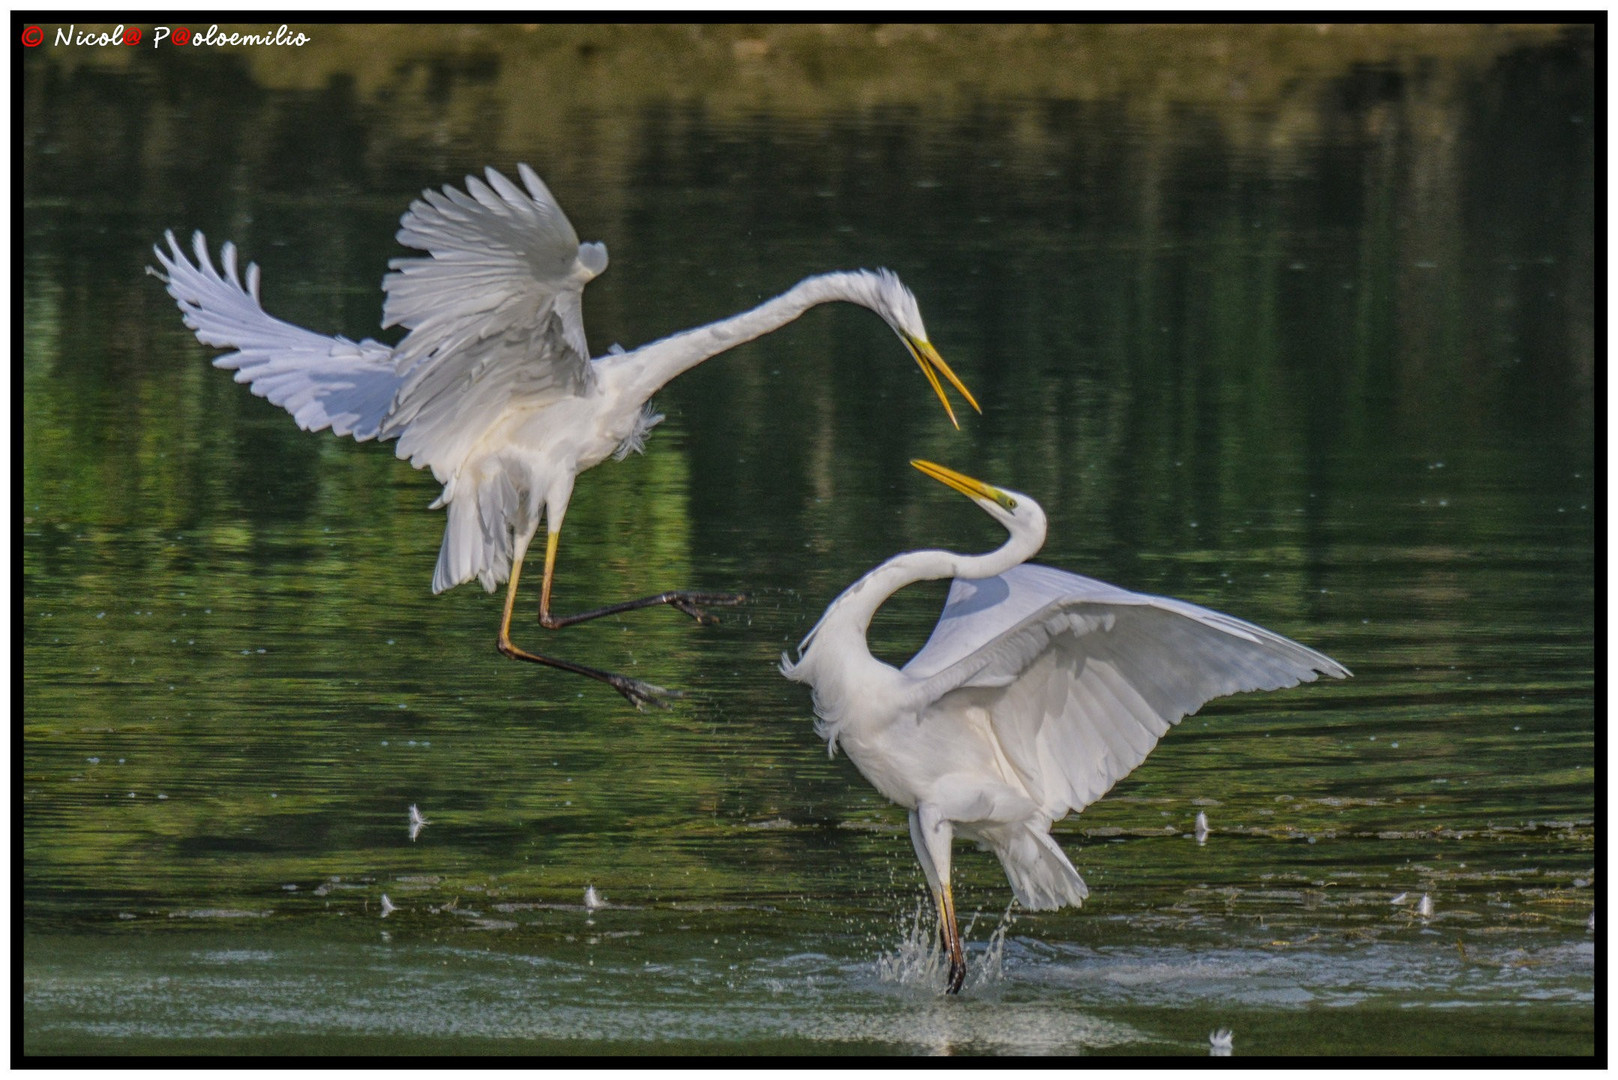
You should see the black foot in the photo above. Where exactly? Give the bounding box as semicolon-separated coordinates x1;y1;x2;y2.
670;591;749;626
608;673;686;711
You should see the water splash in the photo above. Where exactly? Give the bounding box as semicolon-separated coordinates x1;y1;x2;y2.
875;902;1017;993
964;903;1017;992
875;903;946;990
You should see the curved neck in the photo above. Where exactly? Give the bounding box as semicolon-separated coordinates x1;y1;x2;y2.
807;521;1045;656
601;272;879;400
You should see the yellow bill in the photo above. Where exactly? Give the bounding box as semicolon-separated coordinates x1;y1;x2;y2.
903;336;981;430
910;459;1018;510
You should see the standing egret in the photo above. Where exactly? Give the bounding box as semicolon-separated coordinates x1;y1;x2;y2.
781;460;1349;993
151;164;977;707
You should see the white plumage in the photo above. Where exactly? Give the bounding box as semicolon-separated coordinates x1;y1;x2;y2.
782;460;1349;992
153;164;978;705
905;562;1345;827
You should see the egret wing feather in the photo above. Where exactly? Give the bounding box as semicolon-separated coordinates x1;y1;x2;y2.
903;564;1144;680
905;563;1349;820
387;310;589;484
380;164;606;478
152;231;400;442
383;164;594;360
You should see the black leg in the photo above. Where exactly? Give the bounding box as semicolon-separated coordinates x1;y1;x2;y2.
541;590;748;629
498;634;682;709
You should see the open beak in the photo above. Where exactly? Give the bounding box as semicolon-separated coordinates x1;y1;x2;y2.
911;459;1017;510
903;336;981;430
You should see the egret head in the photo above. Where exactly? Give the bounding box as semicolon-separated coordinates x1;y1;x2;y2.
863;268;928;340
851;270;980;429
911;459;1047;542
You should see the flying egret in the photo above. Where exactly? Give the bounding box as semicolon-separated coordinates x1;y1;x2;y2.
151;164;978;707
781;460;1349;993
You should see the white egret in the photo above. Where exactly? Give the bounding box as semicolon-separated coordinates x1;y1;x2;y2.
782;460;1350;993
151;164;978;707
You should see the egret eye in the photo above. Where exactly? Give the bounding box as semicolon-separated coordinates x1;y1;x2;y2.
996;492;1018;511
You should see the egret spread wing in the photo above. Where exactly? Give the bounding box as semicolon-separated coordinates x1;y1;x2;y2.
380;164;608;477
153;231;400;442
904;563;1349;820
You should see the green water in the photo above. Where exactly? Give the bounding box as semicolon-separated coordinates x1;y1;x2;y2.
22;23;1595;1057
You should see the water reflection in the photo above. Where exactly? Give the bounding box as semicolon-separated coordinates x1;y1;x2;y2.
23;23;1594;1056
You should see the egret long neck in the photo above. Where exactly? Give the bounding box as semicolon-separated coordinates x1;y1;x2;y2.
601;273;874;401
821;531;1040;649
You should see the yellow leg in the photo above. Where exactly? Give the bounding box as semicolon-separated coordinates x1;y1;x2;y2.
496;540;534;657
538;530;560;628
939;881;966;994
495;534;678;708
